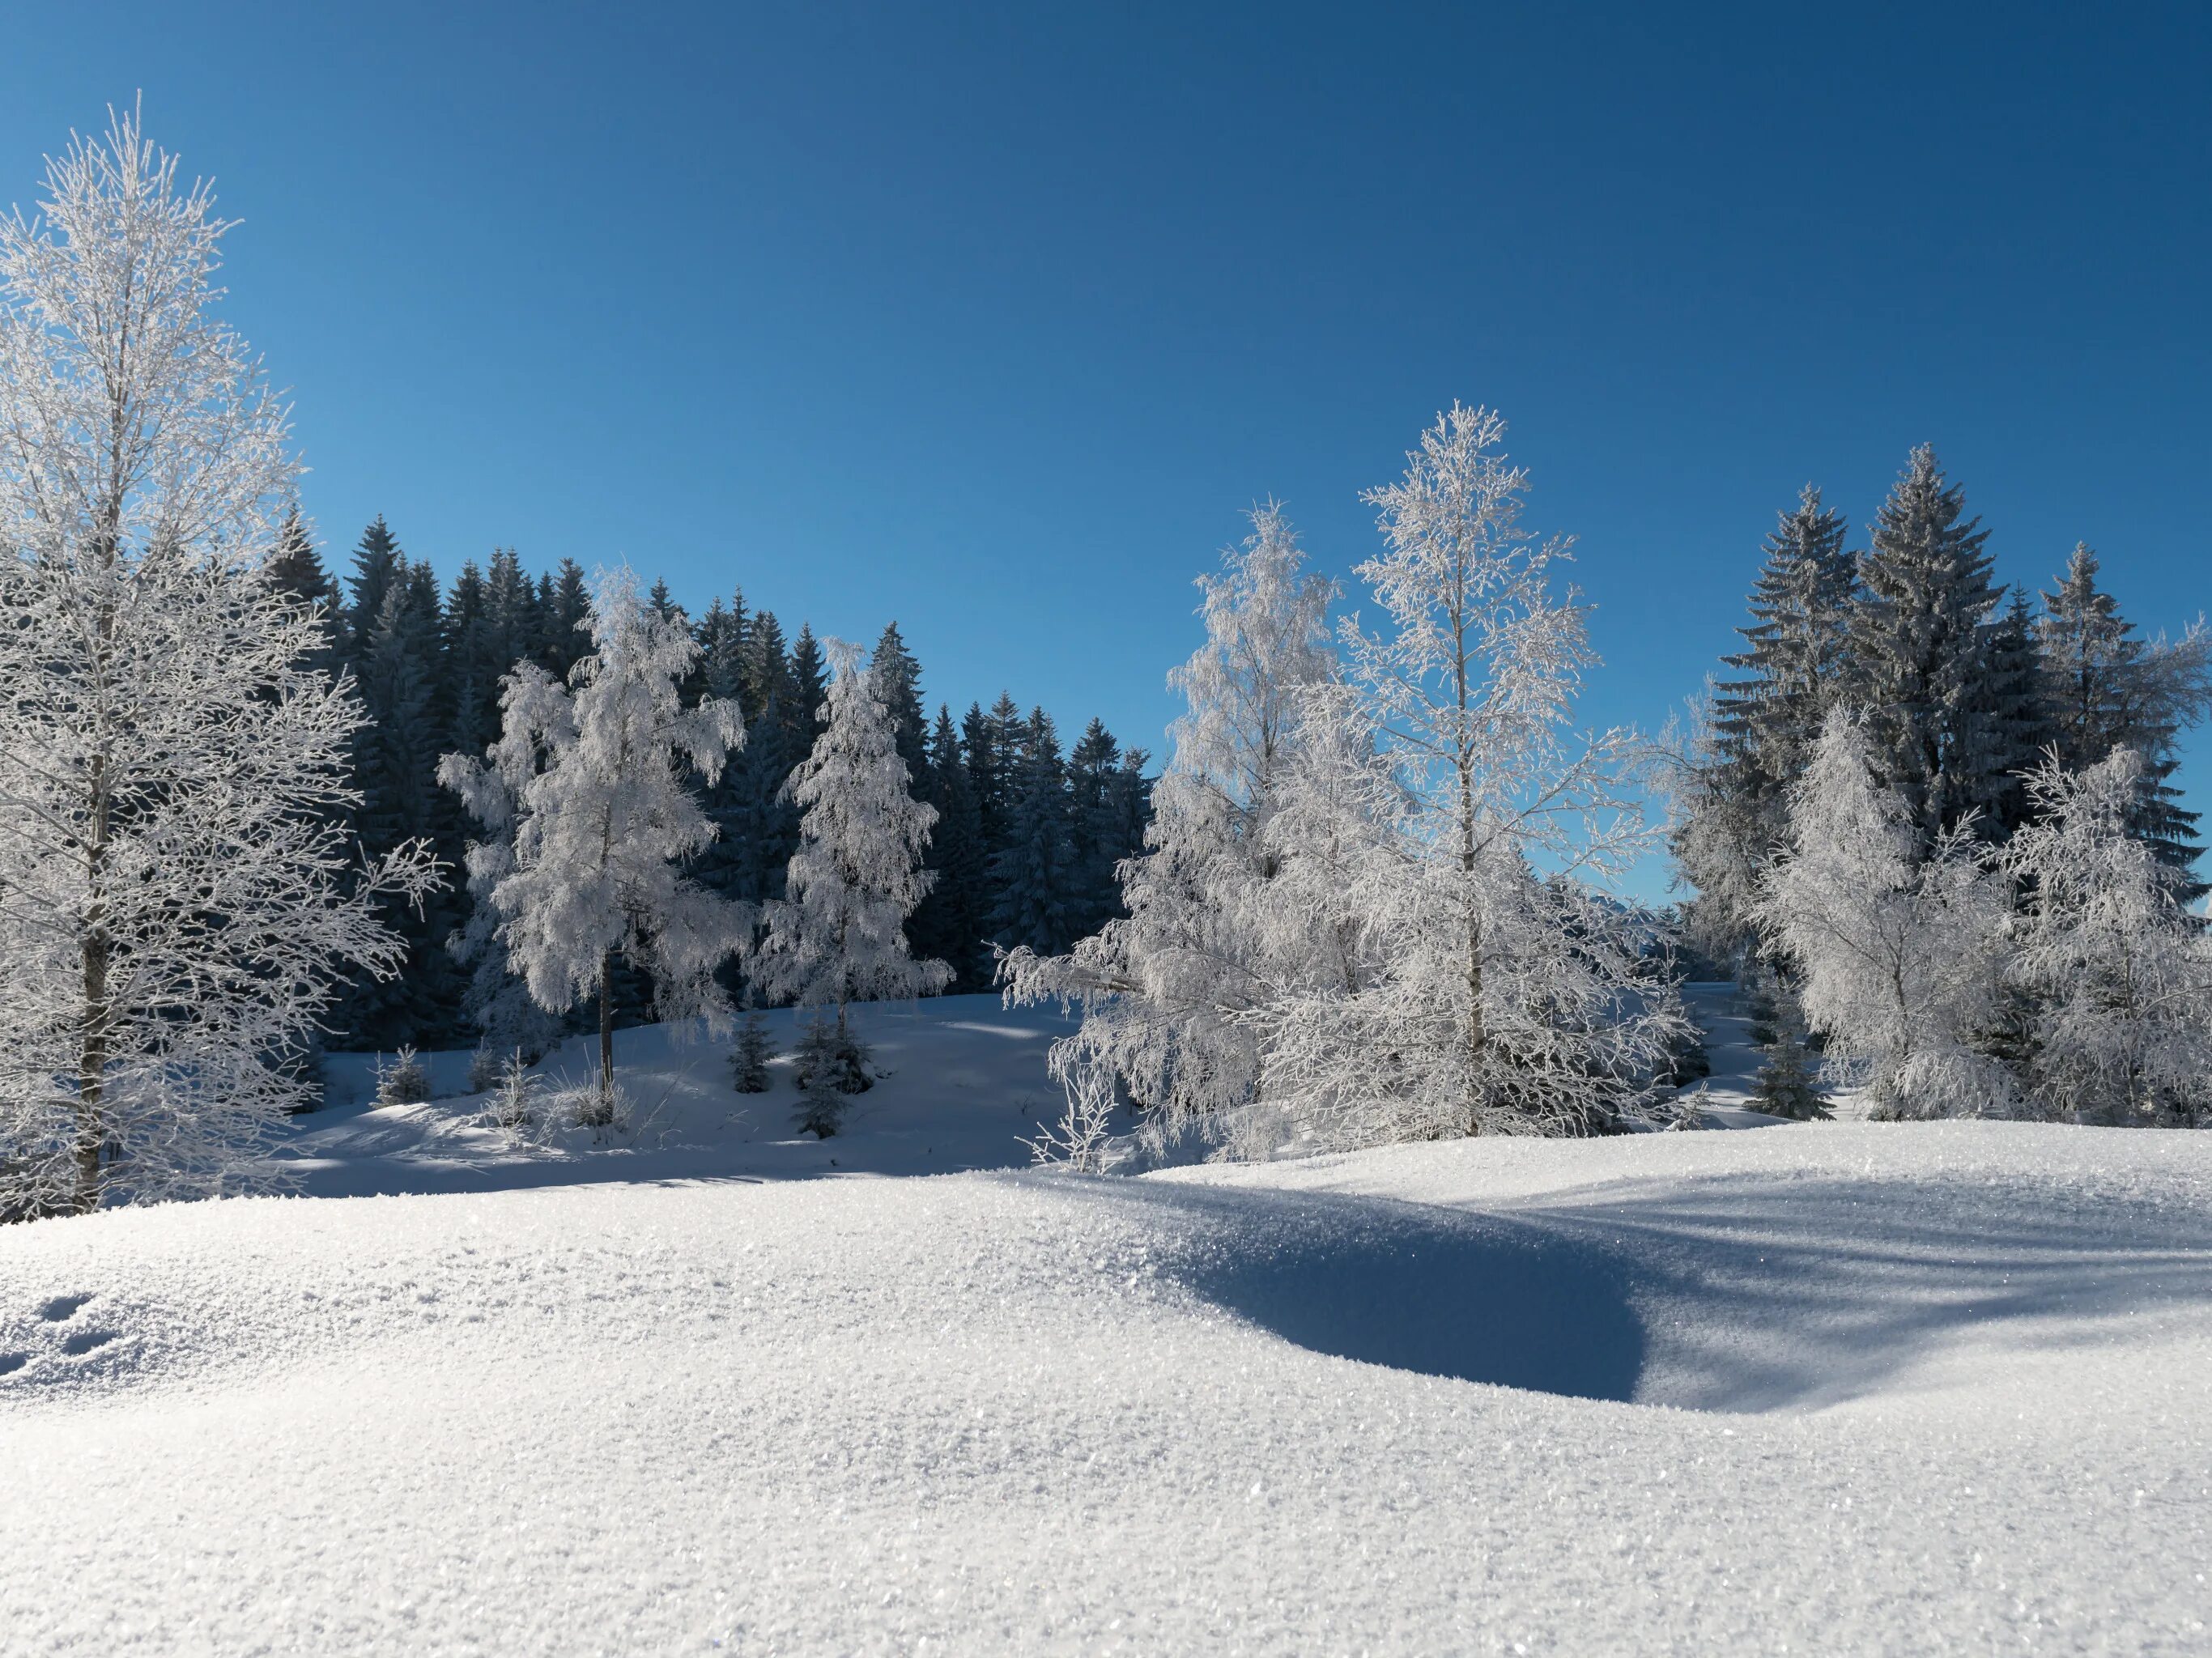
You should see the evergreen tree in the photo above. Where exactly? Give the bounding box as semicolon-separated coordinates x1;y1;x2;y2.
346;514;403;645
1844;446;2006;850
485;547;538;674
1712;485;1860;797
1066;718;1130;939
870;622;929;780
266;507;345;674
536;559;591;679
962;699;1007;859
989;708;1075;954
347;577;453;1046
1752;1023;1831;1121
912;706;991;986
756;640;951;1035
787;625;830;751
2037;543;2210;893
1977;588;2054;839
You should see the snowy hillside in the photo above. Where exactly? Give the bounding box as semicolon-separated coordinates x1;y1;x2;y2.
3;1022;2206;1653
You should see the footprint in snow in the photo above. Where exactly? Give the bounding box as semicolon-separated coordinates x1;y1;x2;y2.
0;1292;121;1381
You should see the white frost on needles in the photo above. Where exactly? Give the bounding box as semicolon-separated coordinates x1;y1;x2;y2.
756;636;951;1026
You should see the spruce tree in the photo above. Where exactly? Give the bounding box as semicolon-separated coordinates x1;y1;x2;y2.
1977;588;2054;839
1844;445;2006;850
2037;544;2209;893
1712;486;1860;797
346;514;403;645
870;623;929;780
266;507;345;674
789;625;828;740
989;708;1075;954
912;706;990;987
537;559;592;679
1066;718;1129;940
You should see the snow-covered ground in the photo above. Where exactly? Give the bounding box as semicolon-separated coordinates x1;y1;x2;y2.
291;995;1095;1196
2;1005;2206;1653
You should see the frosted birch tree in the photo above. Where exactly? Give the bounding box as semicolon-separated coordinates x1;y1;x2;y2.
440;567;744;1107
1757;710;2018;1119
0;109;437;1214
755;639;951;1050
1001;504;1340;1141
2002;748;2212;1125
1337;403;1679;1137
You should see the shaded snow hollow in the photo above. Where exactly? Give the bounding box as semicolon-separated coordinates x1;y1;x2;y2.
1;1005;2207;1652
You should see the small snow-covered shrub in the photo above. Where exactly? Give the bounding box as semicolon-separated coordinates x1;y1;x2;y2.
1025;1062;1118;1172
730;1014;776;1093
375;1046;431;1107
483;1052;539;1132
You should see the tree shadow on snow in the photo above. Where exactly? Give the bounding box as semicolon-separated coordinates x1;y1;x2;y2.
1037;1180;1648;1403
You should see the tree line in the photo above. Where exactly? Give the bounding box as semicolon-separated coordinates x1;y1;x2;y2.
263;512;1152;1056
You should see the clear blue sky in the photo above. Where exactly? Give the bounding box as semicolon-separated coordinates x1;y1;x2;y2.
5;3;2206;899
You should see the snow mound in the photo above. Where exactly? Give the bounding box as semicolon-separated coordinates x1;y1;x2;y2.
3;1120;2208;1652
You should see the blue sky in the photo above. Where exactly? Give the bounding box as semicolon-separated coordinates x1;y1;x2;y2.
4;3;2206;898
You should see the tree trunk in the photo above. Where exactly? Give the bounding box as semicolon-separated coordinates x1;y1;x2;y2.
598;951;616;1095
74;754;113;1215
74;931;110;1214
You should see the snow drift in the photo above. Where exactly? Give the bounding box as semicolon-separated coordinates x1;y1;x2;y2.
2;1103;2206;1653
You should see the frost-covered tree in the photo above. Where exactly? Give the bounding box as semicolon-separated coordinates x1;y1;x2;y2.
440;716;565;1065
2036;544;2211;892
1002;503;1338;1140
755;640;951;1035
1335;404;1680;1138
440;567;745;1099
1674;487;1861;956
1844;446;2006;849
0;109;437;1214
2002;749;2212;1126
1757;712;2018;1120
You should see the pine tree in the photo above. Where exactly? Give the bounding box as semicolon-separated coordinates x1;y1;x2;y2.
0;109;439;1214
1066;718;1129;940
730;1013;776;1093
990;709;1075;954
963;699;1008;858
2037;543;2210;894
790;1019;850;1135
1752;1023;1831;1121
789;624;828;746
347;514;404;647
756;640;951;1037
266;507;345;674
1678;487;1861;950
1844;446;2006;850
911;706;990;987
1977;588;2054;839
536;558;592;680
870;622;929;780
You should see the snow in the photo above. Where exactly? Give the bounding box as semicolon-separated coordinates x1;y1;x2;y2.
293;995;1091;1194
3;1007;2208;1652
